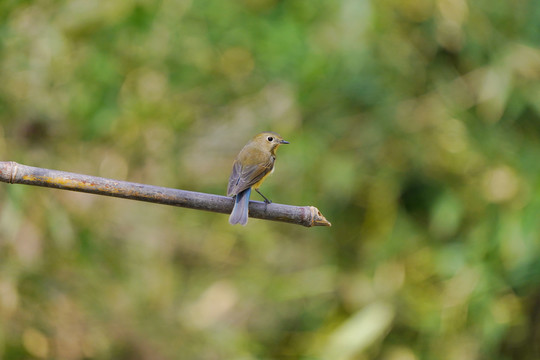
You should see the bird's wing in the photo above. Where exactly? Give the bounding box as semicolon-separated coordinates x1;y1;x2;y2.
227;156;274;196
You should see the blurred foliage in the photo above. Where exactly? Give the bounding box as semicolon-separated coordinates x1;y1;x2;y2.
1;0;540;359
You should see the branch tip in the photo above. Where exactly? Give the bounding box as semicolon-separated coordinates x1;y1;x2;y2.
310;206;332;227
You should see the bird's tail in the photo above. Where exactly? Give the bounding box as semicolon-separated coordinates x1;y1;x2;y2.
229;188;251;226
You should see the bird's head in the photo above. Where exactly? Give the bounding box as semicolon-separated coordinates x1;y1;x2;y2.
251;132;289;154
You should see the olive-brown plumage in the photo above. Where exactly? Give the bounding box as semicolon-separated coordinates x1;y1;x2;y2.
227;132;289;225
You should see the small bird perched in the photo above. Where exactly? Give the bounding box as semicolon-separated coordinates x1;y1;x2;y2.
227;131;289;225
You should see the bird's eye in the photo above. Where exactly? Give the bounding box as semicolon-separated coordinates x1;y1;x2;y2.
267;136;274;142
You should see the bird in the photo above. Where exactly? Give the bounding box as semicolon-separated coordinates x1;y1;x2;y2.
227;131;289;225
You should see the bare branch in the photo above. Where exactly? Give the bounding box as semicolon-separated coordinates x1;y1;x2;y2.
0;161;331;227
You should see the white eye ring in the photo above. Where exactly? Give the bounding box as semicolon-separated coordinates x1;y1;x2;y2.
267;136;274;142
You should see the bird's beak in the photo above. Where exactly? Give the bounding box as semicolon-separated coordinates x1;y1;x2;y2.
280;139;290;144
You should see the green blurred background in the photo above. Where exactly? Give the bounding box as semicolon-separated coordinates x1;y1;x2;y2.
1;0;540;359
